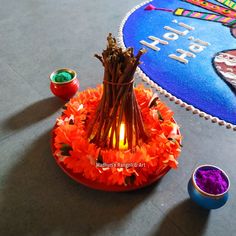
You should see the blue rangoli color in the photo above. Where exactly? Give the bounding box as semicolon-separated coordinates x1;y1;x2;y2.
122;0;236;125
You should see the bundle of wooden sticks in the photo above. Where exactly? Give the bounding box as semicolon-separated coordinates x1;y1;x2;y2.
88;34;148;149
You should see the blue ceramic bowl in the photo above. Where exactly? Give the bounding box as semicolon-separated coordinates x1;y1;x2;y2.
188;165;230;210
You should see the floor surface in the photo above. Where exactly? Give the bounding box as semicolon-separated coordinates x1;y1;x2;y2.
0;0;235;235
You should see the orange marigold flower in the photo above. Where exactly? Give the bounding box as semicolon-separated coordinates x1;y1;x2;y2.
52;85;182;187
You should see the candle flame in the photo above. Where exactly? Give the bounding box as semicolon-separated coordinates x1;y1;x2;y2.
110;123;128;150
118;123;128;150
120;123;125;142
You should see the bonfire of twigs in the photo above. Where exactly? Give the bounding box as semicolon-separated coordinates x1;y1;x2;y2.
88;33;148;150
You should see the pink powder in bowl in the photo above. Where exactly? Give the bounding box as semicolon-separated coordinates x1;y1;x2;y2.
195;168;229;195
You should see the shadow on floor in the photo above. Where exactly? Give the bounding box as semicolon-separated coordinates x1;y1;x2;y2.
152;199;210;236
5;97;64;130
0;130;155;235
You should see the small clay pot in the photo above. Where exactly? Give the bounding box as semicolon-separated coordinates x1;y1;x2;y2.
50;68;79;101
188;165;230;210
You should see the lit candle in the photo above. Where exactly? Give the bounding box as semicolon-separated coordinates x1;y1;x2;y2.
111;123;128;150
